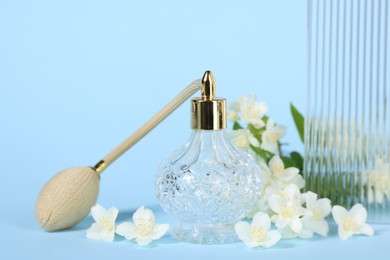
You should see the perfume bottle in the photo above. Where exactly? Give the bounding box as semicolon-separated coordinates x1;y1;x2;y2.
155;71;262;244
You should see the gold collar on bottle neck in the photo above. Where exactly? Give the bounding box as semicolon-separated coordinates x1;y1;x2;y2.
191;71;227;130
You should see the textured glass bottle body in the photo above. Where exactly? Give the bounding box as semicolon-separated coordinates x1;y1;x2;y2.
155;130;262;244
305;0;390;223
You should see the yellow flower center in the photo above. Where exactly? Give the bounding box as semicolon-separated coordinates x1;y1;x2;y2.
234;135;249;148
135;216;154;236
267;132;280;143
246;105;257;118
281;205;296;218
311;207;322;220
343;217;358;231
272;163;285;174
99;217;113;231
373;174;387;190
251;226;265;240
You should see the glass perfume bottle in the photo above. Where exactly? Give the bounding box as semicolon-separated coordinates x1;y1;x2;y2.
155;71;262;244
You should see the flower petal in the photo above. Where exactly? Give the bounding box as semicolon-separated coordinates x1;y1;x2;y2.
285;167;300;177
116;222;137;240
277;171;296;182
259;161;271;175
248;134;260;147
374;189;385;204
303;191;317;207
289;216;303;234
290;174;306;189
266;118;275;128
357;223;374;237
261;141;278;154
338;226;352;240
151;224;169;240
283;183;301;201
277;226;297;239
268;195;284;214
245;241;262;248
349;204;368;224
252;212;271;231
133;206;155;225
269;156;284;172
228;102;240;112
263;230;281;248
332;205;348;225
235;221;252;243
91;204;108;222
274;125;287;138
274;215;289;228
298;227;314;239
102;231;115;243
107;207;119;222
251;119;265;129
315;198;332;217
308;218;329;236
86;223;104;240
136;236;153;246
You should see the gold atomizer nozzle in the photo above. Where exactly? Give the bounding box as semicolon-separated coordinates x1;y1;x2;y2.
201;70;216;100
191;71;227;130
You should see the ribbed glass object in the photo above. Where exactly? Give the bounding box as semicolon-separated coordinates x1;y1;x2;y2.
155;130;262;244
305;0;390;223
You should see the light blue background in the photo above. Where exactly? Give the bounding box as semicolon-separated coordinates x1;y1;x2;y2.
1;0;387;259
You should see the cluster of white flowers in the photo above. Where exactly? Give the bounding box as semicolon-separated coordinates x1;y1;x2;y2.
86;205;169;246
241;156;331;241
235;154;374;248
228;94;268;129
228;94;286;155
228;95;374;248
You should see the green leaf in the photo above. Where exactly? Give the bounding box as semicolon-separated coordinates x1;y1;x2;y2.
247;124;258;135
233;122;243;130
290;151;304;172
247;124;263;145
280;156;297;168
250;145;273;163
290;103;305;143
263;150;275;158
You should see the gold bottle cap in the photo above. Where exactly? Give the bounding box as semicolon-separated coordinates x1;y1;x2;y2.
191;71;227;130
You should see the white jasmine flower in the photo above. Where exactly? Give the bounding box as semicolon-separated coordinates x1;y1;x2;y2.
289;173;306;189
235;212;281;248
332;204;374;240
229;129;260;150
86;204;118;242
238;94;268;129
362;159;390;204
268;184;306;233
258;161;275;190
301;191;331;236
273;183;303;204
227;102;241;121
228;111;240;121
269;156;297;181
268;156;304;188
248;161;293;219
248;158;304;219
116;206;169;246
261;119;286;153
